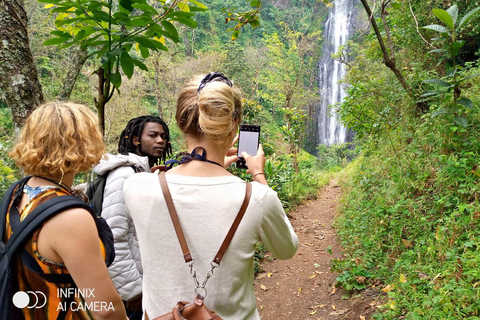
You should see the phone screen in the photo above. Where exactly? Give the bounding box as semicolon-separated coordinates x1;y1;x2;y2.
238;130;260;157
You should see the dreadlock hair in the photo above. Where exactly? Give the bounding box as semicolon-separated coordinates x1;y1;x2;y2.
117;115;172;163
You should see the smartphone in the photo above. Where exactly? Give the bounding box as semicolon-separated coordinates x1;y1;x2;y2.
236;124;260;169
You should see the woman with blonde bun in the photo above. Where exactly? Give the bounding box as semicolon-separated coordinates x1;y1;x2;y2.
4;102;128;320
124;72;298;320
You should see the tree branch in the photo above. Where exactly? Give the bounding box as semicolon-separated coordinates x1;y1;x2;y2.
408;0;434;48
58;46;88;101
360;0;412;97
380;1;395;60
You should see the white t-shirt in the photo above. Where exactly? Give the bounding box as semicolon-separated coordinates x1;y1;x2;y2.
123;172;298;320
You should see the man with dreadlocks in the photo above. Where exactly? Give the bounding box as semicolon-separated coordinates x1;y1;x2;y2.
92;115;171;320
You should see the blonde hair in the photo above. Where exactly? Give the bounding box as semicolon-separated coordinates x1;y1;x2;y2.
176;74;243;145
9;102;105;176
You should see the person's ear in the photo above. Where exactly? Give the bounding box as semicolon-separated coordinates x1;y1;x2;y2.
133;136;140;146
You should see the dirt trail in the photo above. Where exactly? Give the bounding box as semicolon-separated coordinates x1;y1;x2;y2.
255;178;378;319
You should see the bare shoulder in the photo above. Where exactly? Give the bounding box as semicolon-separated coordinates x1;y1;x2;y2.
41;207;96;235
37;207;99;264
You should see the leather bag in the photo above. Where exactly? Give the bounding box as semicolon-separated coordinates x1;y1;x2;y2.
146;172;252;320
146;296;220;320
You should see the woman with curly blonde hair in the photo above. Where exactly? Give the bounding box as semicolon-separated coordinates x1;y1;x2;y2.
4;102;128;320
10;101;105;177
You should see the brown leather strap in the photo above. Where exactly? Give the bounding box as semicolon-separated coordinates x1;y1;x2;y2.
213;182;251;264
159;171;192;263
158;171;251;265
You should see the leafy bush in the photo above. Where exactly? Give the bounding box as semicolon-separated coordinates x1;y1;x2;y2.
0;107;13;136
0;140;20;198
334;108;480;318
254;243;271;275
316;143;359;169
0;107;20;198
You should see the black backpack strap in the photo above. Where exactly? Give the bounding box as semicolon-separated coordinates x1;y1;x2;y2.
7;195;93;285
87;164;141;218
20;248;75;284
0;177;30;244
5;195;92;260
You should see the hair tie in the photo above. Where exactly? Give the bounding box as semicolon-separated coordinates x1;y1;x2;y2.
197;72;233;93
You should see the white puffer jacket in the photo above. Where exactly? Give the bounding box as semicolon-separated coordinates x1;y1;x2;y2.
93;153;150;301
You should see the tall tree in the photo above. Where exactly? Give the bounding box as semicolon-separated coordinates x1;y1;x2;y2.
41;0;209;133
259;24;320;171
0;0;43;130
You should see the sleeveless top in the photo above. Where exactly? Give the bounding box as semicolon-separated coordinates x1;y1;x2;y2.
5;184;106;320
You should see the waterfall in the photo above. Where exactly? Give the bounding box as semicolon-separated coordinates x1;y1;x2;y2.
317;0;357;146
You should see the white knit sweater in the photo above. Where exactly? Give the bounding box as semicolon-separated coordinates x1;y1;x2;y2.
123;172;298;320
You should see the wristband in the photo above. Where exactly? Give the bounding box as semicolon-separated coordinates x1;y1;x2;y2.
253;172;265;178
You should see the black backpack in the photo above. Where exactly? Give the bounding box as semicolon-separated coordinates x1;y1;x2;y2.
0;177;115;320
85;165;141;217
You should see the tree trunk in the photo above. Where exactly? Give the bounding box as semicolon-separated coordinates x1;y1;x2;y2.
57;46;88;101
94;67;107;135
0;0;43;130
153;54;163;118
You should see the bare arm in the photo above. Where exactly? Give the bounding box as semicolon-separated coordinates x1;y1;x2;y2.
242;144;268;185
38;208;128;320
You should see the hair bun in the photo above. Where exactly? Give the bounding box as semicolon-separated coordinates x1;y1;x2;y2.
198;81;240;144
176;74;243;144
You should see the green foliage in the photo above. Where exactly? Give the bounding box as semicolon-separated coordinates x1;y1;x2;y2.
337;36;411;142
0;140;20;198
0;106;13;137
224;0;261;40
221;41;257;97
280;105;306;153
263;150;337;212
253;242;270;274
332;258;372;292
258;24;320;168
335;105;480;317
41;0;207;91
334;59;480;318
316;143;358;169
421;4;480;127
333;2;480;318
188;0;324;51
0;106;19;198
241;99;263;124
0;106;20;198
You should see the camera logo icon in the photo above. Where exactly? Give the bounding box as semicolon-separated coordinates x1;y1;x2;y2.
12;291;47;309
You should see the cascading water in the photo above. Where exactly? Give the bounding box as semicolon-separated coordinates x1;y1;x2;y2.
317;0;357;146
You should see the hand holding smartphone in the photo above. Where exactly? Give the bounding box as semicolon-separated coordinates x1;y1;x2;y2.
236;124;260;169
